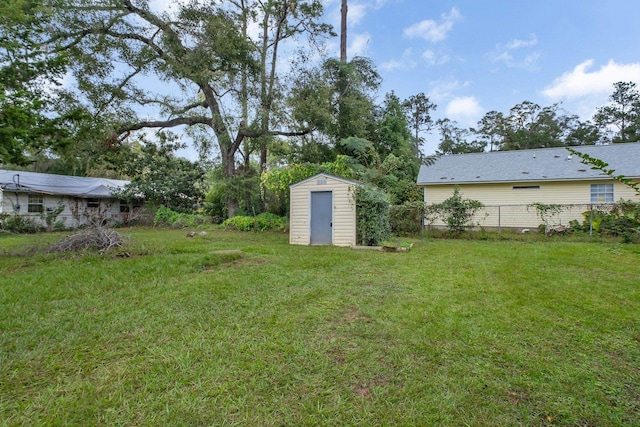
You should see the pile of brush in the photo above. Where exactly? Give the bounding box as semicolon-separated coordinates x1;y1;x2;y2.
48;227;128;254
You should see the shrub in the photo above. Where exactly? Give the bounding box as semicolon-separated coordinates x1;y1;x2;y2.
221;215;255;231
254;212;287;231
528;203;567;234
390;201;424;235
221;213;287;232
154;206;210;228
425;185;483;235
0;214;44;234
574;201;640;242
355;185;390;246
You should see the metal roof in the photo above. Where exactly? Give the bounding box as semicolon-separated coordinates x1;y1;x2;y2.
0;170;129;198
417;143;640;185
290;173;361;188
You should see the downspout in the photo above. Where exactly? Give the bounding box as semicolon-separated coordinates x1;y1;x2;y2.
12;174;21;212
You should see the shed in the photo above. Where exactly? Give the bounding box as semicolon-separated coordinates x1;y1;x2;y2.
289;173;359;246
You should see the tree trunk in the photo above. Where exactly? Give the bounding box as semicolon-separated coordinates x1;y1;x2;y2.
340;0;347;62
222;147;238;217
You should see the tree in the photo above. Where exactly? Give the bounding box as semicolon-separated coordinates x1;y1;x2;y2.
473;110;505;152
290;56;380;151
340;0;347;62
501;101;567;150
0;0;89;168
47;0;332;216
561;115;600;146
112;132;206;213
593;81;640;143
367;92;422;203
436;118;485;155
403;92;436;158
376;92;413;158
473;101;599;151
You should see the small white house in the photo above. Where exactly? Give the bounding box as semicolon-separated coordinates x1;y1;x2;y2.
0;169;136;229
289;173;359;246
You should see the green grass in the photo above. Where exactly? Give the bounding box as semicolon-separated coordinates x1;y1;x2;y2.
1;228;639;426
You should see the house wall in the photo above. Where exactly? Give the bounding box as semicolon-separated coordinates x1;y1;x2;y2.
1;192;126;229
290;176;357;246
422;179;640;229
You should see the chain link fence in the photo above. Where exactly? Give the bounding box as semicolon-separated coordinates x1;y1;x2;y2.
390;202;637;236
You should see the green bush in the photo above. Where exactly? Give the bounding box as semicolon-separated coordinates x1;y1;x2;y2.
221;216;255;231
355;185;390;246
153;206;210;228
573;201;640;242
390;201;424;235
0;214;44;234
254;212;287;231
425;185;483;235
221;213;287;232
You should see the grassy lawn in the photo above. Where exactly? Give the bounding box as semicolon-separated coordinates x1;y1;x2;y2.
1;228;639;426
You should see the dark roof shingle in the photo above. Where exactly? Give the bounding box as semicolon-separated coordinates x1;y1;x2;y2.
417;143;640;185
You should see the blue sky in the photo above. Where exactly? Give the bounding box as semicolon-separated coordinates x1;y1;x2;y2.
144;0;640;159
321;0;640;153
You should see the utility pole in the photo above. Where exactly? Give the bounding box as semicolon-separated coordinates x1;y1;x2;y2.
340;0;347;62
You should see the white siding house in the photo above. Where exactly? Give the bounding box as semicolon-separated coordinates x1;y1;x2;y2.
0;170;134;229
417;144;640;229
289;173;359;246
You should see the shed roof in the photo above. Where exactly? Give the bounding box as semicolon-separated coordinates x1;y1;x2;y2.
290;173;360;188
0;169;129;198
417;143;640;185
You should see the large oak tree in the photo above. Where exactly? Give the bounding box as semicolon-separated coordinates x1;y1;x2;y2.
46;0;331;215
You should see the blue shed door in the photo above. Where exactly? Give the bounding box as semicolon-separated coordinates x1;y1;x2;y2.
310;191;332;245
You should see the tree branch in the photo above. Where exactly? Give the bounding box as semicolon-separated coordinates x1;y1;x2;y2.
117;116;211;135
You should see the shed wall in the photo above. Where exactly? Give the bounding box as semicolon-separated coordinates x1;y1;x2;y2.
290;176;356;246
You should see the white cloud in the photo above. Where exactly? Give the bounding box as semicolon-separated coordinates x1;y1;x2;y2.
505;35;538;50
489;34;540;70
348;3;368;26
349;32;371;57
540;59;640;120
542;59;640;100
422;49;451;66
428;79;471;101
326;0;389;31
381;48;417;72
445;96;483;126
403;7;461;43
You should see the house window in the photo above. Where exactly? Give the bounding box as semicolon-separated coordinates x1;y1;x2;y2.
87;198;100;208
28;194;44;213
590;183;614;203
119;199;143;213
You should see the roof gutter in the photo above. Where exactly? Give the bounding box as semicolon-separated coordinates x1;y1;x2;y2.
416;176;640;186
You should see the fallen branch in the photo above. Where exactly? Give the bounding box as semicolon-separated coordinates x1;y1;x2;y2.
48;227;128;254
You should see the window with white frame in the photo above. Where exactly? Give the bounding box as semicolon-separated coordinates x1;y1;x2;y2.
590;183;614;203
28;194;44;213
